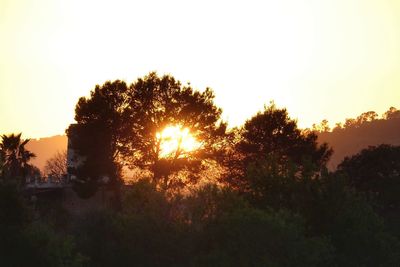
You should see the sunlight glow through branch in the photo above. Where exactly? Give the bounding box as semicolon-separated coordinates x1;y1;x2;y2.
156;125;201;158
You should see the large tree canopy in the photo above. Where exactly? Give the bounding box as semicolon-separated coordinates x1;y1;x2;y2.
124;73;226;189
225;103;332;190
68;72;226;194
238;103;332;170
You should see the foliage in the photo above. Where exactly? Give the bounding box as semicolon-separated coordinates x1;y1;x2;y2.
300;172;400;266
312;119;330;133
240;103;331;169
234;156;400;266
337;144;400;238
1;168;399;266
325;195;400;267
0;150;4;177
240;155;308;211
0;181;29;227
20;223;87;267
122;178;170;219
225;103;332;190
383;106;400;120
179;183;249;228
332;106;399;131
337;144;400;211
318;108;400;169
124;72;226;190
73;188;188;267
197;208;334;267
67;80;129;198
341;111;379;129
0;182;85;267
69;72;227;195
72;182;334;267
3;82;400;266
0;133;36;184
44;150;67;181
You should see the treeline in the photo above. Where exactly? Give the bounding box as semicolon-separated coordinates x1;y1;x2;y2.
314;108;400;169
1;73;400;266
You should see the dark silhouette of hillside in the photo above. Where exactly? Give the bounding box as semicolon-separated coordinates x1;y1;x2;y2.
25;135;67;172
318;117;400;170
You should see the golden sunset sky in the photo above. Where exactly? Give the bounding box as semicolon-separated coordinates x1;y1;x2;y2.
1;0;399;138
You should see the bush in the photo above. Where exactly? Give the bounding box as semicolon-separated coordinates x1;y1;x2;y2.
196;208;334;267
0;182;85;267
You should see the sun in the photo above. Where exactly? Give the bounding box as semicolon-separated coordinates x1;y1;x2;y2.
156;125;201;158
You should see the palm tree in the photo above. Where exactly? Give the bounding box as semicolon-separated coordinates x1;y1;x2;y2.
0;149;4;178
0;133;36;183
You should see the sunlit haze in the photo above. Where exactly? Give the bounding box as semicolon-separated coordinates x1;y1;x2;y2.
1;0;399;138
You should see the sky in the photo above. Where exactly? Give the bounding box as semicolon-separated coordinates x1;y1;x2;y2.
1;0;399;138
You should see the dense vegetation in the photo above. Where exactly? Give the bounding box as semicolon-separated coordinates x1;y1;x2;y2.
316;108;400;169
1;73;399;266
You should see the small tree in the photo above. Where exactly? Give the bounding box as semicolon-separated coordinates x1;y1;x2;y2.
0;133;36;184
356;111;378;124
44;151;67;182
312;119;331;133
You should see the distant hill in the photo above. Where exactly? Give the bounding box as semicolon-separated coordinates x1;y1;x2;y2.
26;135;67;172
318;118;400;170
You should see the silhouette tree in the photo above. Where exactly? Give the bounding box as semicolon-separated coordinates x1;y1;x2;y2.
0;149;4;178
312;119;330;133
225;103;332;190
0;133;36;184
333;122;343;130
337;144;400;214
341;111;379;129
69;73;226;195
310;119;331;133
343;118;357;128
242;103;331;169
44;150;67;182
356;111;378;124
383;106;400;120
67;80;130;199
124;72;226;190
